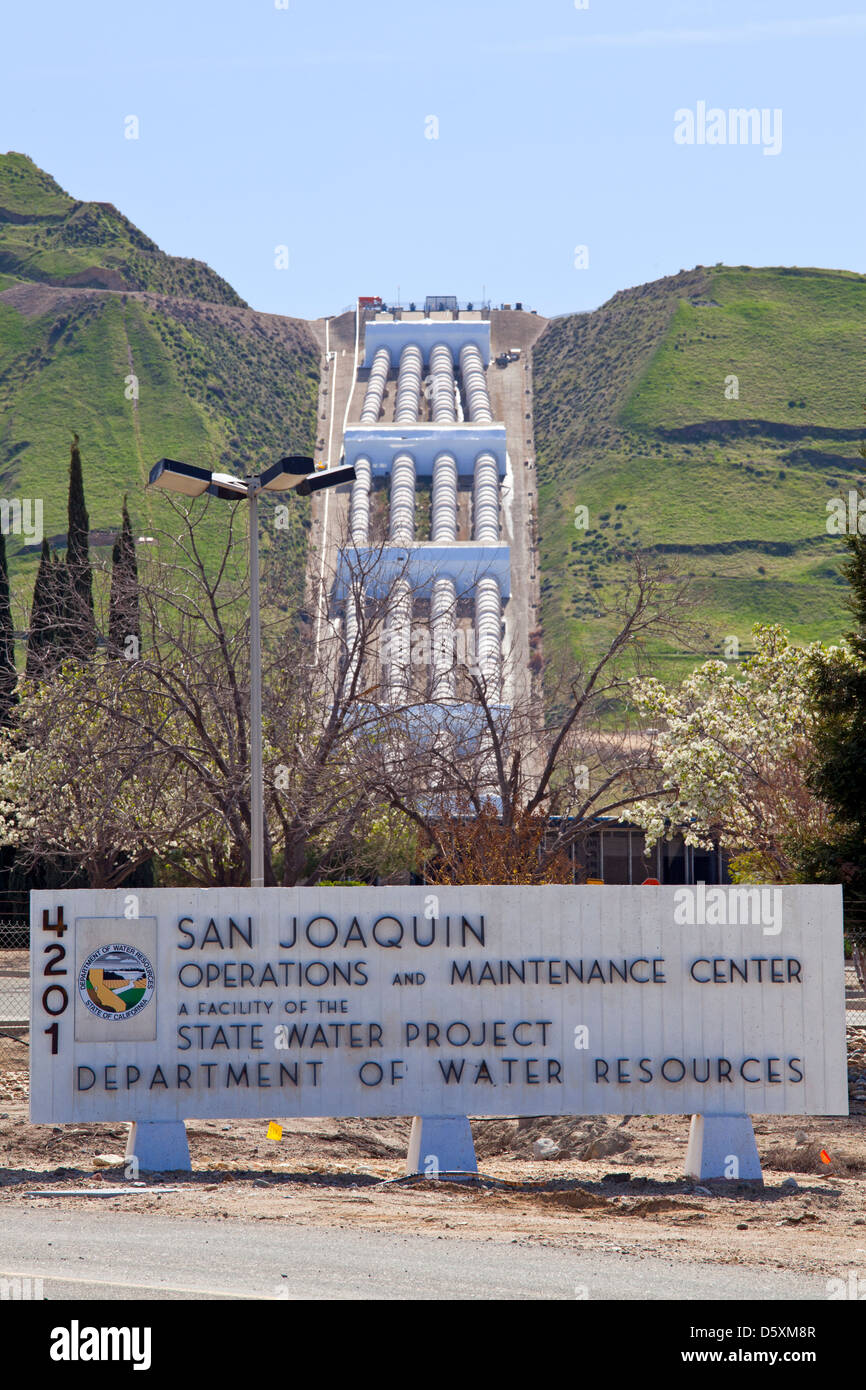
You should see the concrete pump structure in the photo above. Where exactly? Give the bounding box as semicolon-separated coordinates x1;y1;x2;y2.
314;302;734;887
335;309;511;715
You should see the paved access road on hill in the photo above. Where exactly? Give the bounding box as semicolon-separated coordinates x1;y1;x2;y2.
1;1208;832;1300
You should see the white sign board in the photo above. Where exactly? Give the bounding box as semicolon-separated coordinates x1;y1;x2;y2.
29;885;848;1122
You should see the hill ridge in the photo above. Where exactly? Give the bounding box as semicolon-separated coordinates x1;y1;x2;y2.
0;151;245;306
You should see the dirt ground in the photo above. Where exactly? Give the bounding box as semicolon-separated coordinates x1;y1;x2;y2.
2;1031;866;1282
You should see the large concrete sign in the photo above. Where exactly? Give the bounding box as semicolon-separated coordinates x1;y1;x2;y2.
30;885;848;1123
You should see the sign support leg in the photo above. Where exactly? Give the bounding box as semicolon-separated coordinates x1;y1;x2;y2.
405;1115;477;1180
126;1121;191;1173
685;1113;762;1183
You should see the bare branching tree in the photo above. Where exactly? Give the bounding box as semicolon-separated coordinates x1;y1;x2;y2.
3;499;428;886
365;553;695;881
3;493;692;892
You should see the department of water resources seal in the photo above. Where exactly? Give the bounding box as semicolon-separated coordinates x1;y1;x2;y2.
78;943;155;1021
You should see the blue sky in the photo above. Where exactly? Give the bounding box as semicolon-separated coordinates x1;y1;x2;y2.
2;0;863;319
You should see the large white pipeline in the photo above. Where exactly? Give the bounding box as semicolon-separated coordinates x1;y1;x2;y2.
360;346;390;424
387;451;415;700
390;452;416;545
429;342;456;423
475;576;502;700
345;454;371;694
349;349;389;543
386;578;413;704
349;455;372;546
431;450;458;541
430;448;458;700
459;342;493;423
385;346;423;700
350;346;389;542
473;449;499;544
394;344;423;423
472;441;501;699
430;576;456;701
342;593;361;697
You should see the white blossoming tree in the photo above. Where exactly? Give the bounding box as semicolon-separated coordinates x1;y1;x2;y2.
627;624;842;882
0;661;201;888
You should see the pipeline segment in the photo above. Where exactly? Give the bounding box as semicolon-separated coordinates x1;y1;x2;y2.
459;342;493;423
429;342;457;423
349;455;372;546
386;578;413;704
473;449;500;543
394;344;423;424
360;346;390;424
430;447;458;700
387;449;415;697
474;576;502;700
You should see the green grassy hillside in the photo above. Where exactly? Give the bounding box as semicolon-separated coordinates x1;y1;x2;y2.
0;154;320;631
532;265;865;683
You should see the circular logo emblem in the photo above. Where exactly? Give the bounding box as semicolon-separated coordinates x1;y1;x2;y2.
78;943;155;1021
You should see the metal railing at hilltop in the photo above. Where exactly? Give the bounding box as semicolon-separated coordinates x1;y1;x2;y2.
336;301;533;317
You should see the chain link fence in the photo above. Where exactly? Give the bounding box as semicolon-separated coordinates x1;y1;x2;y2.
846;960;866;1028
0;918;28;1029
0;892;30;1034
844;889;866;1029
0;921;28;1033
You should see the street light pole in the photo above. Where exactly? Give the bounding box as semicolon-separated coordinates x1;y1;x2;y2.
247;479;264;888
148;454;354;890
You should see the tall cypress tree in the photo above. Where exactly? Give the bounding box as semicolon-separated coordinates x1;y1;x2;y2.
26;540;57;677
26;543;78;678
0;529;16;718
53;553;79;662
66;434;96;655
108;497;140;659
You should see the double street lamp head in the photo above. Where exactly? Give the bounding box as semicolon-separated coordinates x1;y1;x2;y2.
148;456;355;499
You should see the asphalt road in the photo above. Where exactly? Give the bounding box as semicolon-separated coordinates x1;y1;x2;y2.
0;1208;833;1301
